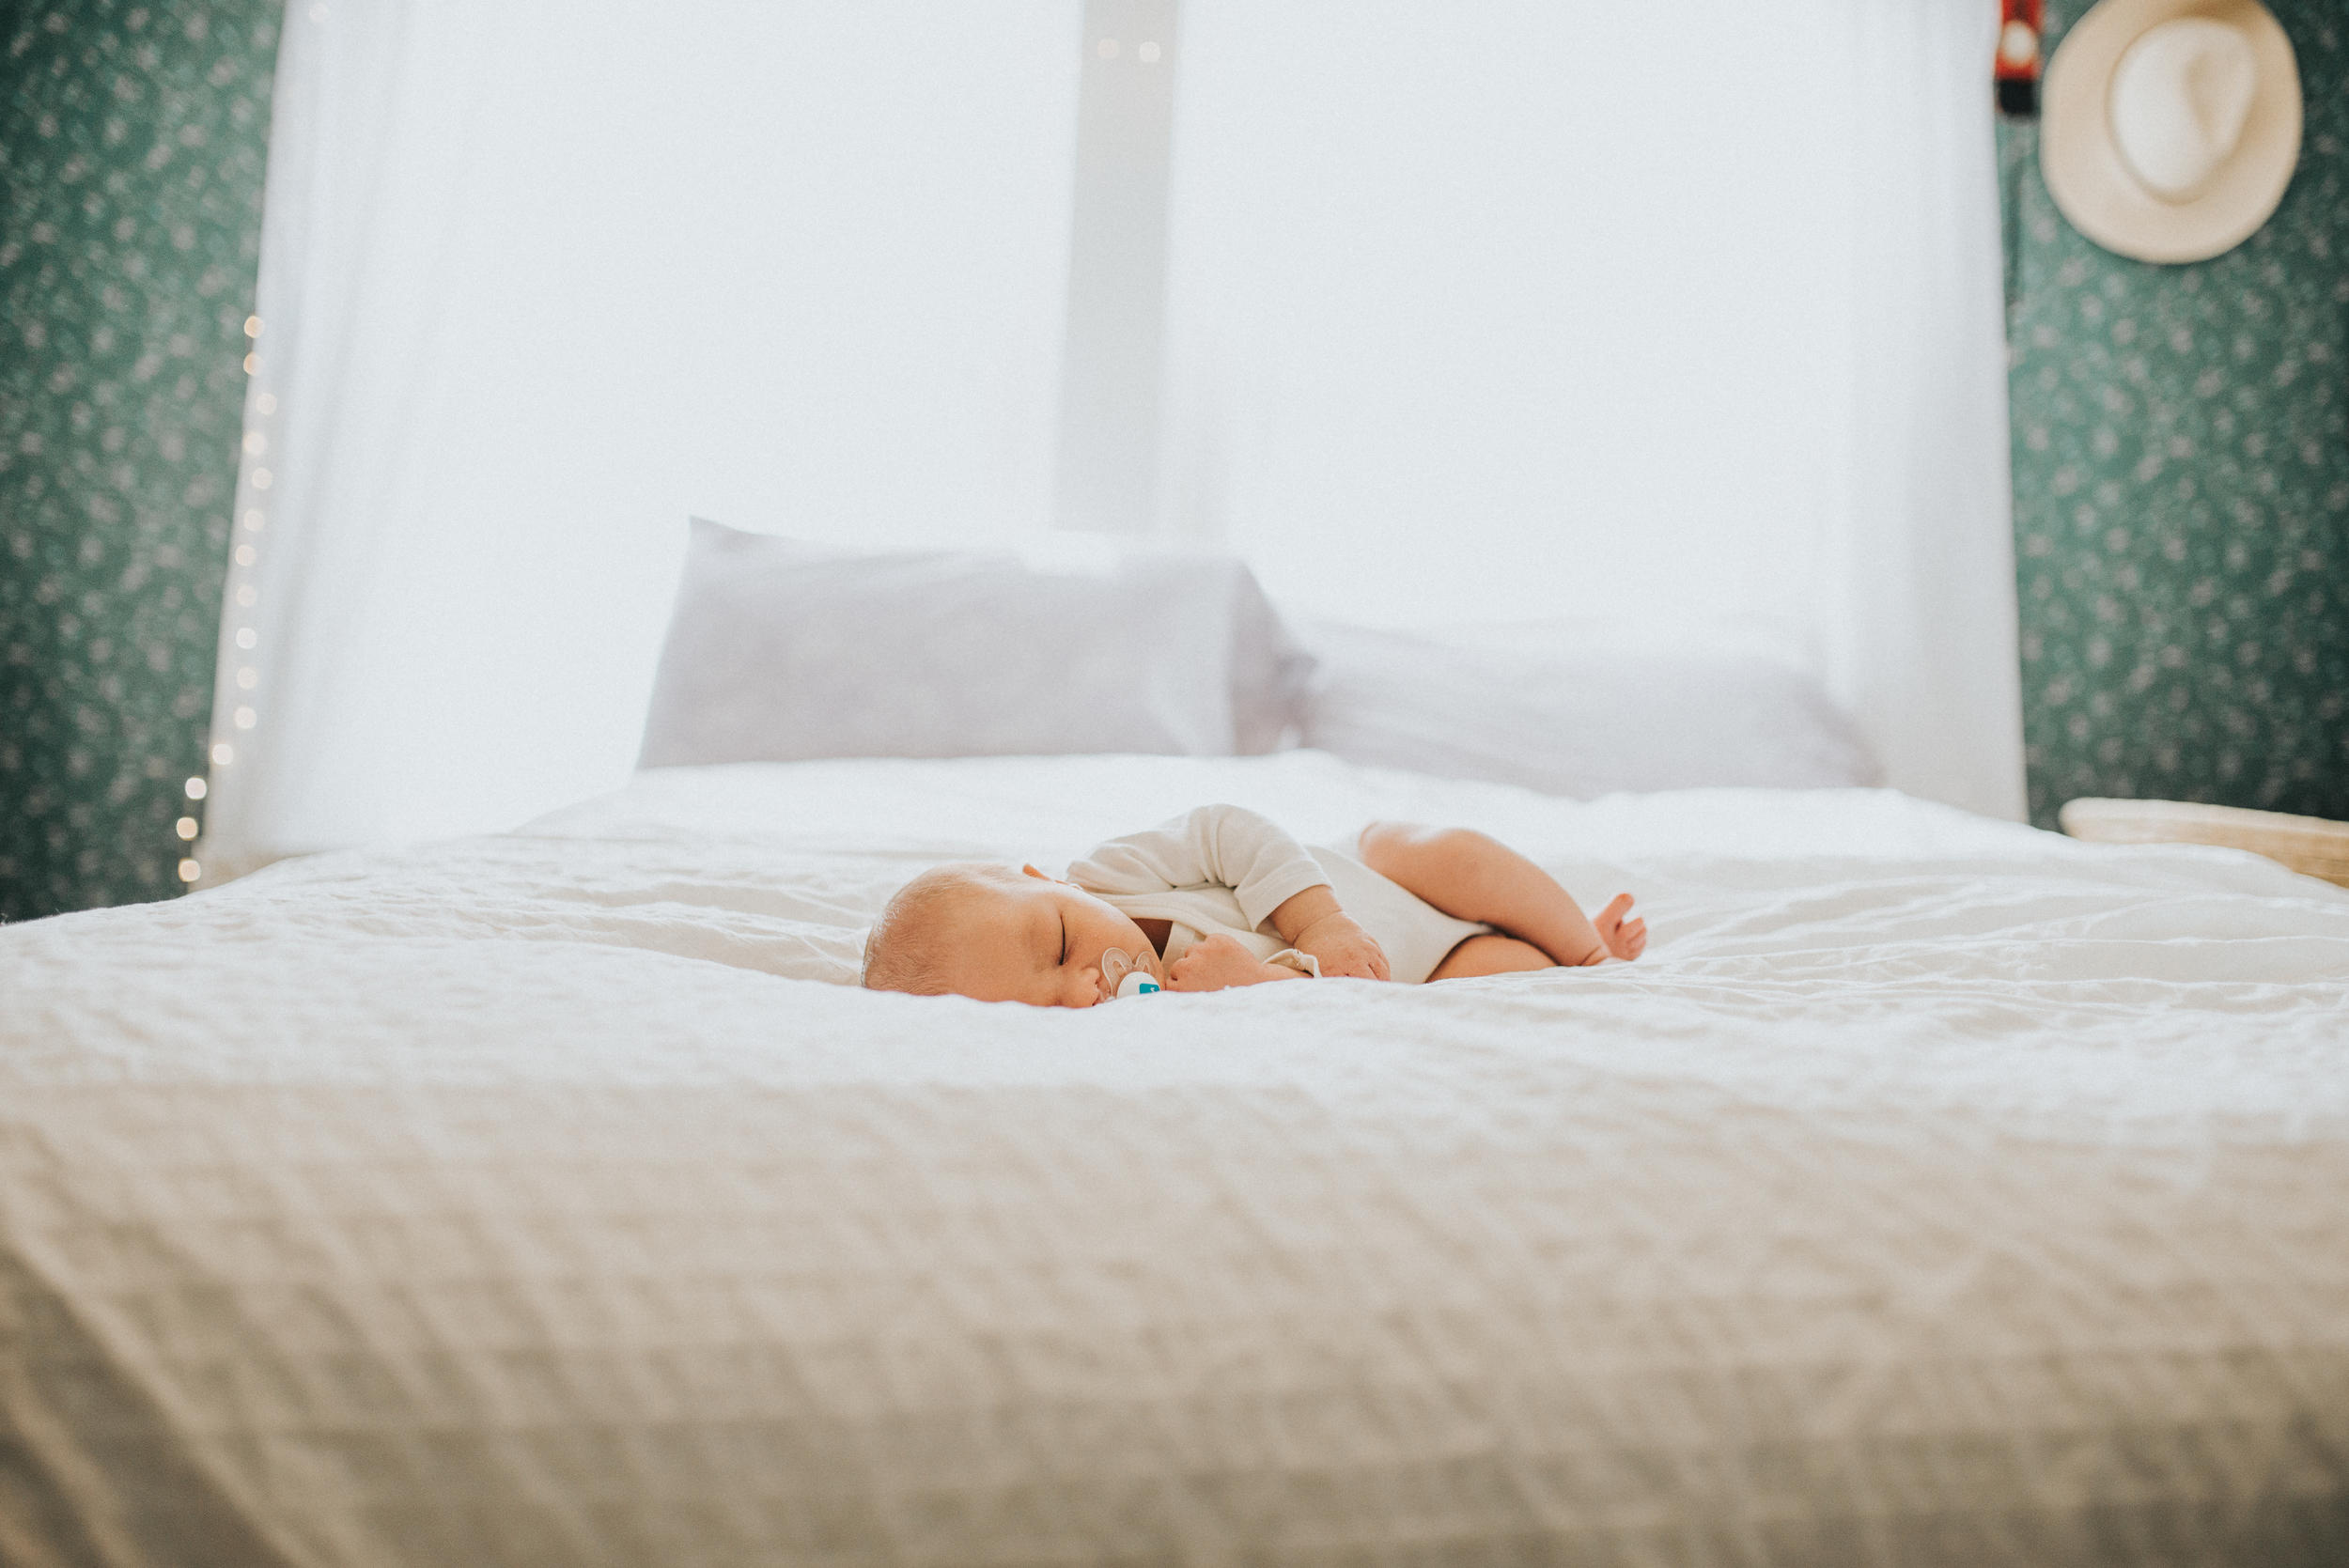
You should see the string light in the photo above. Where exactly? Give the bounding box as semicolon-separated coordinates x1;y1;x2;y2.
188;307;282;898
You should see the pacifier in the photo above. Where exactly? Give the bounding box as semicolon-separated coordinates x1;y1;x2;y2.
1097;947;1163;1001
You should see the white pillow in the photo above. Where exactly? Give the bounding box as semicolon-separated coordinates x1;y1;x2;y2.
1297;618;1879;797
638;520;1313;767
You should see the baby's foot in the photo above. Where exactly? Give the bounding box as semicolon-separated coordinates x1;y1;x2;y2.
1593;893;1646;961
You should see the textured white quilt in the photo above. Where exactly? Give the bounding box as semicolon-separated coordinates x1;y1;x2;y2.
4;753;2347;1567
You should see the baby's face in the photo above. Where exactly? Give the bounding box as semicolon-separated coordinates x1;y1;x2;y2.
936;867;1163;1007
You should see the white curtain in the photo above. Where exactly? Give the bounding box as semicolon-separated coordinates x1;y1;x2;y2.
1155;0;2025;816
199;0;1084;879
1831;3;2028;820
1159;1;1850;635
202;0;2022;881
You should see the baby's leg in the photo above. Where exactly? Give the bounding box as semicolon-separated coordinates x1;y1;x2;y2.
1358;821;1645;967
1426;934;1554;981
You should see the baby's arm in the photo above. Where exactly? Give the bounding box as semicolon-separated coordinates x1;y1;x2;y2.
1069;805;1390;979
1068;805;1325;918
1165;934;1309;992
1263;884;1388;980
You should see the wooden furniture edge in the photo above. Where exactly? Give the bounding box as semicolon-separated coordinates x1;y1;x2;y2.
2059;798;2349;889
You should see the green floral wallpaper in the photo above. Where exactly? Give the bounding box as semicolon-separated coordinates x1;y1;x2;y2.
2002;0;2348;830
0;0;277;922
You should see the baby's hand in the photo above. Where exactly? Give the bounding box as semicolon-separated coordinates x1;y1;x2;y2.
1591;893;1646;962
1168;934;1291;993
1293;909;1390;981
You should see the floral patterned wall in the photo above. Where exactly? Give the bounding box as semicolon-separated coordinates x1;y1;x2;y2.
0;0;277;922
2002;0;2347;830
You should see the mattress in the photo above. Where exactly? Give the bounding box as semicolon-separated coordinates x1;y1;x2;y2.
4;751;2346;1567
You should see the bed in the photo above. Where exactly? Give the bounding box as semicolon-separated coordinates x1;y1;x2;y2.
6;748;2347;1567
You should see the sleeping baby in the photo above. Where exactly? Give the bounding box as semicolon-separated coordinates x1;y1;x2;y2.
861;804;1644;1004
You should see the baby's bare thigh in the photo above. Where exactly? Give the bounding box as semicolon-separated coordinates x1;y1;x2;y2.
1357;820;1469;879
1426;934;1552;982
1358;821;1507;900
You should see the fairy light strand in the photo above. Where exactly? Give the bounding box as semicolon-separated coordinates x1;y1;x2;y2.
182;312;275;891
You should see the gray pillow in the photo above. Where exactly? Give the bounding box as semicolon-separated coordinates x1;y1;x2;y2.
638;520;1313;767
1298;618;1880;798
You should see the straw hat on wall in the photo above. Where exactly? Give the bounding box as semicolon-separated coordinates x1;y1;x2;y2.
2041;0;2302;264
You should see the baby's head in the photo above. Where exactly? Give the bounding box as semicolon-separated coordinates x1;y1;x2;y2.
863;862;1161;1006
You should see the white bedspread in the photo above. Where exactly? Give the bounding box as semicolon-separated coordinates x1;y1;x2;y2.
4;753;2346;1566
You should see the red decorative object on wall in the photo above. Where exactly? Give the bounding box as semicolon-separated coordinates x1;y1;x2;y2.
1996;0;2045;116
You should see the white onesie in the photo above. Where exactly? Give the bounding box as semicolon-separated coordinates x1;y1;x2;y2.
1066;805;1493;986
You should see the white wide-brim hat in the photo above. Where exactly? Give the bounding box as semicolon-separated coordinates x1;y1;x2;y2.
2042;0;2302;264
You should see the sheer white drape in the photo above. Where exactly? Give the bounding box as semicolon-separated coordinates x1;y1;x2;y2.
203;0;2021;880
199;1;1083;879
1159;2;1846;634
1829;2;2028;819
1156;0;2024;816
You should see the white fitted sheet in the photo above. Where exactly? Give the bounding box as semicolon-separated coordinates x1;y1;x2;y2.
3;751;2346;1566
